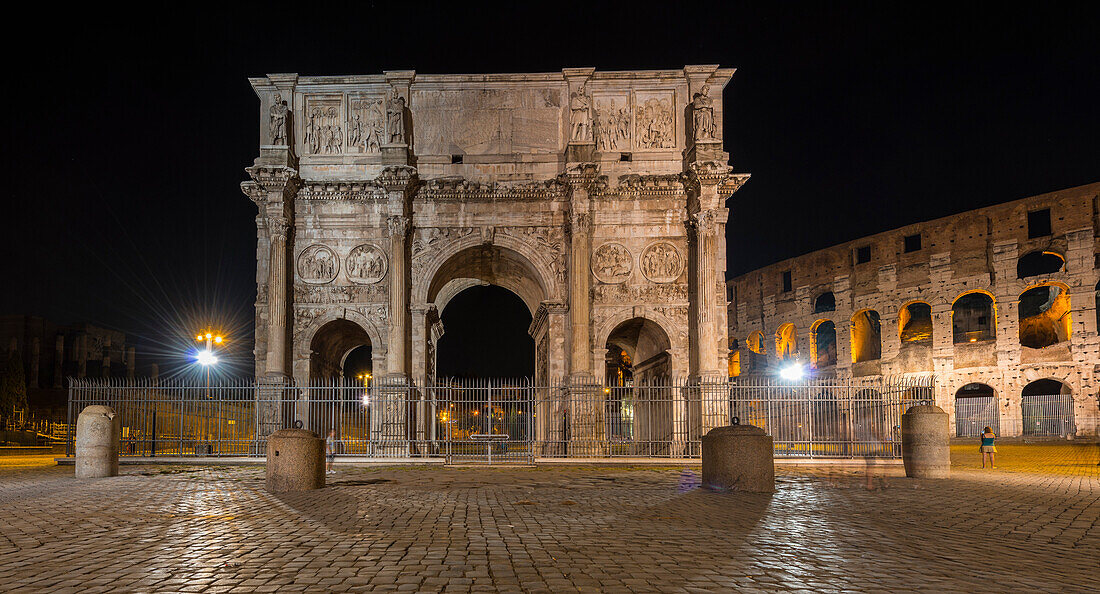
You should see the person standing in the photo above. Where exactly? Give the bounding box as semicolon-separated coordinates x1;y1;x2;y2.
326;428;338;475
980;427;997;469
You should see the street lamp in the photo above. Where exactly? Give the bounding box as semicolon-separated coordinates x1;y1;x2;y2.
195;331;225;387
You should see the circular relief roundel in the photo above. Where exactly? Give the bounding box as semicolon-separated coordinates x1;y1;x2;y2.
640;242;684;283
592;242;633;284
345;244;388;284
297;244;339;284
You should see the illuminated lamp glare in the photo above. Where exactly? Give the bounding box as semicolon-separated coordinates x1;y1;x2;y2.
196;350;218;366
779;364;805;381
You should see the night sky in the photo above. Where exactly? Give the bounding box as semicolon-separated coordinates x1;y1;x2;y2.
2;5;1096;378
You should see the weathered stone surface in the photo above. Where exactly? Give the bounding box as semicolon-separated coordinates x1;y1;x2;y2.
902;404;951;478
265;428;324;493
243;66;752;449
75;405;120;478
728;182;1100;438
701;422;775;492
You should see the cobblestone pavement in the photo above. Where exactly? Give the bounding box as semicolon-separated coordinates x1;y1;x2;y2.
1;445;1097;593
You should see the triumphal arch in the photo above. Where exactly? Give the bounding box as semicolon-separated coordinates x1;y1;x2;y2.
242;67;749;392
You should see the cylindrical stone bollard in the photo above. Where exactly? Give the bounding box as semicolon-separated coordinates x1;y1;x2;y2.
265;428;325;493
75;405;121;478
701;418;775;493
902;404;950;478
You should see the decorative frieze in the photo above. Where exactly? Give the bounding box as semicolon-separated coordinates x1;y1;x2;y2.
297;244;339;284
592;283;688;304
294;284;387;304
592;242;633;284
640;242;684;283
346;244;388;284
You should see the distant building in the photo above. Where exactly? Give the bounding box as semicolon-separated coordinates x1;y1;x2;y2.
727;182;1100;438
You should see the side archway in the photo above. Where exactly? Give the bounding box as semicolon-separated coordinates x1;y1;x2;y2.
602;317;674;383
1021;379;1075;437
1019;283;1072;349
954;383;998;437
810;319;836;369
309;319;373;380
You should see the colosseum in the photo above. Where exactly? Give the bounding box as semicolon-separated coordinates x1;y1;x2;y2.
727;182;1100;438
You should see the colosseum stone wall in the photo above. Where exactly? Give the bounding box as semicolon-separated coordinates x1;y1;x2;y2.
727;182;1100;438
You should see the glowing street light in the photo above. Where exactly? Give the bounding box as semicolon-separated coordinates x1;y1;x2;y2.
196;349;218;366
779;363;805;381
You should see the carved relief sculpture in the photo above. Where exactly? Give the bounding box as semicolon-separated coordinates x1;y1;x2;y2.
297;244;339;284
635;96;675;149
387;88;406;144
691;84;716;141
269;93;289;145
594;99;631;152
640;242;684;283
345;244;388;284
349;97;384;153
304;105;343;154
592;242;633;284
569;85;593;143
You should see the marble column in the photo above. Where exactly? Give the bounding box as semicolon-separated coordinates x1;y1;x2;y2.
692;209;724;376
568;209;592;378
265;214;290;377
386;215;410;377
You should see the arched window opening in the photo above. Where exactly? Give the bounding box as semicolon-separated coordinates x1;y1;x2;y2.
811;320;836;368
899;302;933;344
1021;379;1075;437
1018;285;1071;349
1016;251;1065;279
775;323;797;361
954;383;998;437
728;350;741;377
747;331;765;355
814;292;836;314
952;293;995;344
850;310;881;363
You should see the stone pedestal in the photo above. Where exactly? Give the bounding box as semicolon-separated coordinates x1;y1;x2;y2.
265;428;325;493
75;405;121;478
701;421;774;492
901;404;950;478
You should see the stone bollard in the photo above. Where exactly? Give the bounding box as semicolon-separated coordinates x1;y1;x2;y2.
265;427;325;493
75;405;121;478
701;418;775;493
901;404;950;478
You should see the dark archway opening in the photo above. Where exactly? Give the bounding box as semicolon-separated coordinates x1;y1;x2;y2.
310;319;371;380
814;292;836;314
436;285;533;379
812;320;837;368
1021;379;1075;437
900;302;932;344
604;317;672;384
1017;251;1065;279
850;310;881;363
342;345;372;381
952;293;995;343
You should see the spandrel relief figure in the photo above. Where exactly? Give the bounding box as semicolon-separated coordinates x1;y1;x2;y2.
570;86;592;142
387;89;406;144
298;245;339;284
269;93;289;144
691;84;716;141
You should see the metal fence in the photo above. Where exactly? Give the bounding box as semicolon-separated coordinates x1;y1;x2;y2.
1021;394;1076;437
955;396;1000;437
68;375;936;462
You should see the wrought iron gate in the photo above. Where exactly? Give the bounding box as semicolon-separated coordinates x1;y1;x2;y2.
439;379;535;465
955;396;1000;437
1021;394;1076;437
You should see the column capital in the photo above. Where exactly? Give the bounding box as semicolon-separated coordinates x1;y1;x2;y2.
266;214;290;240
689;208;729;237
386;215;410;239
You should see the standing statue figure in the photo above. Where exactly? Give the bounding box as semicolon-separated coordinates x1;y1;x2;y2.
387;88;406;144
691;84;716;141
570;85;592;142
269;93;289;145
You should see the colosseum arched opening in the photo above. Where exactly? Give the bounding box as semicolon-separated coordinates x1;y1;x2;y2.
811;320;837;369
1018;284;1072;355
1021;379;1075;437
850;310;881;375
898;302;933;373
775;323;797;361
954;383;998;437
813;291;836;314
1016;250;1065;279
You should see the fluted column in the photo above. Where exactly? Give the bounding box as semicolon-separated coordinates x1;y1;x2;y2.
386;215;410;376
568;209;592;377
692;209;723;375
265;214;290;377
